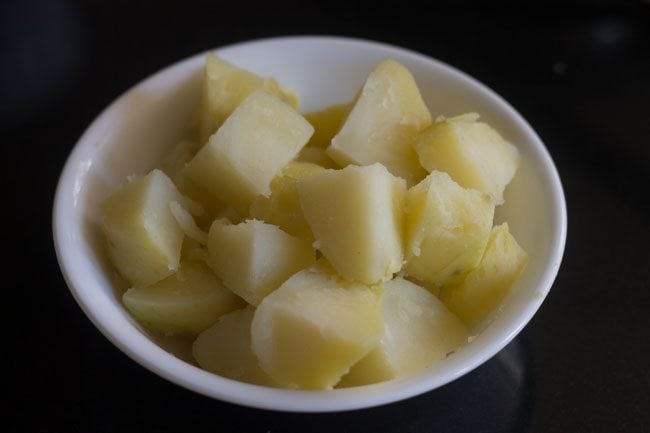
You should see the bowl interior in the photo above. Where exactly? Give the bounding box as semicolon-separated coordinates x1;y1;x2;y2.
54;36;566;412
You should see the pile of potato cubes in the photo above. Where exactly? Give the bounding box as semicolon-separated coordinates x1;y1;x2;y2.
102;54;528;390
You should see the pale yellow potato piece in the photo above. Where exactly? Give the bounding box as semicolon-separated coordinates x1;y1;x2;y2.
123;262;245;334
304;103;351;149
413;113;520;205
327;59;431;185
296;147;338;169
249;161;324;241
168;201;208;245
298;163;406;285
103;169;189;287
441;223;528;329
405;171;495;289
198;54;299;143
193;306;278;386
207;219;315;306
175;176;226;228
251;269;384;389
159;140;224;227
339;277;469;387
185;91;313;214
159;140;200;181
307;257;338;274
180;237;208;264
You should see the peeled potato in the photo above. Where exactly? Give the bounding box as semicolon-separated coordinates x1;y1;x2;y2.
339;277;469;386
298;163;406;285
404;170;495;289
327;59;431;185
249;161;325;241
186;90;313;214
441;223;528;329
193;306;277;386
304;103;351;149
207;219;315;306
123;262;245;334
198;53;299;142
103;169;187;287
296;147;339;169
251;268;384;389
413;113;519;205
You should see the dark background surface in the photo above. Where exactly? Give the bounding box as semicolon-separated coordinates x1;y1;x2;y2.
3;0;649;432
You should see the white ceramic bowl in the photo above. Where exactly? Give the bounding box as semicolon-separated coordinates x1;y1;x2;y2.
53;36;567;412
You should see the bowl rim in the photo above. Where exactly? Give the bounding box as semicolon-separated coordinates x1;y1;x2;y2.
52;35;567;412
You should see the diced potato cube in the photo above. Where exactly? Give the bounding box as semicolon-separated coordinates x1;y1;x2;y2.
123;262;245;334
193;306;278;386
168;201;208;245
103;169;187;287
207;219;315;306
327;60;431;185
249;161;324;241
307;257;338;274
298;163;406;284
159;140;224;227
159;140;200;181
441;223;528;328
198;54;299;142
296;147;338;169
405;171;495;288
413;113;520;205
304;103;351;149
251;268;384;389
180;237;208;264
185;90;314;214
173;175;225;228
340;277;469;386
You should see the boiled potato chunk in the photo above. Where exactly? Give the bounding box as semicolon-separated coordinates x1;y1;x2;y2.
249;161;324;241
297;147;338;169
198;54;299;142
207;219;315;306
103;169;187;287
160;140;224;226
304;103;351;149
185;90;314;214
168;201;208;244
327;60;431;185
180;237;208;264
159;140;200;181
251;269;384;389
441;223;528;329
123;262;245;334
298;163;406;285
193;306;278;386
405;171;495;289
413;113;520;205
340;277;469;386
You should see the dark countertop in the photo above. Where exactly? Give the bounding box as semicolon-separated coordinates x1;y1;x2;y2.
4;1;649;432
